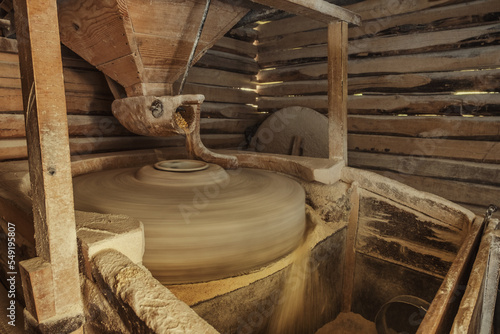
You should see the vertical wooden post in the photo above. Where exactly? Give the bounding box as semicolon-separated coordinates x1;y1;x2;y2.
328;21;349;164
14;0;84;331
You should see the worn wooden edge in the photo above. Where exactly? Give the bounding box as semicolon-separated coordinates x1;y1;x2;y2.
450;218;500;333
416;216;485;334
341;167;476;228
217;149;344;184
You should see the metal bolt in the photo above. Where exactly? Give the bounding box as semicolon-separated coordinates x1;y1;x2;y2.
151;100;164;118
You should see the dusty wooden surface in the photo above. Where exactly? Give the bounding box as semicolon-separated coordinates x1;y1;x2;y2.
451;218;500;333
327;21;348;163
417;216;484;334
14;0;83;327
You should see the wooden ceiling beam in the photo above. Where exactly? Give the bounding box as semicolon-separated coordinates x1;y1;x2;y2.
249;0;361;25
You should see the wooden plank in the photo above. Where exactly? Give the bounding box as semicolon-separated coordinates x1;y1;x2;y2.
185;67;256;89
258;93;500;115
348;115;500;139
0;134;245;161
0;60;20;78
258;28;327;54
212;36;257;58
257;0;500;40
341;166;476;227
416;216;484;334
356;22;500;58
368;169;500;207
0;89;112;114
451;221;500;333
196;50;260;74
127;0;247;84
349;0;500;39
144;50;259;82
357;189;462;277
0;114;131;138
257;15;325;40
258;94;329;111
199;118;259;134
348;152;500;186
58;0;145;89
64;94;113;115
258;46;500;81
258;23;500;64
201;102;264;119
14;0;83;324
226;25;258;43
350;45;500;75
349;134;500;163
181;83;257;104
259;69;500;95
0;51;18;62
345;0;464;21
348;93;500;115
0;36;16;53
62;68;112;95
348;69;500;94
258;79;326;96
327;21;348;162
249;0;361;25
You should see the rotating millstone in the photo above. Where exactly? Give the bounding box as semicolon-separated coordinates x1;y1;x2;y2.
73;160;306;284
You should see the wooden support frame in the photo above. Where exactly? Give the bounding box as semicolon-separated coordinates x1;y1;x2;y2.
328;21;349;164
14;0;84;331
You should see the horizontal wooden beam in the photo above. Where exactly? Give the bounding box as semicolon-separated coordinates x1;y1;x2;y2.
0;134;245;161
349;152;500;186
258;93;500;116
250;0;361;25
349;134;500;163
348;115;500;139
258;46;500;79
258;69;500;95
369;169;500;208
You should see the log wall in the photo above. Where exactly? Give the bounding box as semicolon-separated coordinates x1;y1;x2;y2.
0;23;260;162
256;0;500;213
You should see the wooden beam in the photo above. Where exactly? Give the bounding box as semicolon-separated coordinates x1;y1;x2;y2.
451;220;500;333
327;21;348;163
416;217;485;334
13;0;83;330
250;0;361;25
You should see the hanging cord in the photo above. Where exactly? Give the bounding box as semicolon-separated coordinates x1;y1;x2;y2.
177;0;211;95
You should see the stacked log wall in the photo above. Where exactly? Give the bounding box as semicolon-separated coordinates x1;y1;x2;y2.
256;0;500;213
0;25;260;162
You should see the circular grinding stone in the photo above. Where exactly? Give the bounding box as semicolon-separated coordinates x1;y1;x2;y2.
73;162;306;284
250;106;328;158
